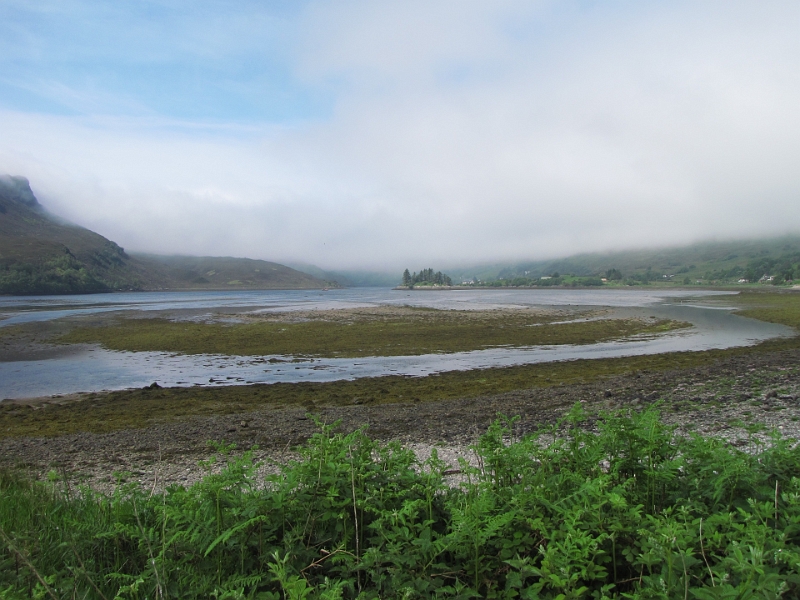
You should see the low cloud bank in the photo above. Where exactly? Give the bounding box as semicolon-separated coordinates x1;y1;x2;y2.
1;2;800;270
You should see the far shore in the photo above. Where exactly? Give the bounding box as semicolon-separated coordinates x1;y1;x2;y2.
394;284;800;291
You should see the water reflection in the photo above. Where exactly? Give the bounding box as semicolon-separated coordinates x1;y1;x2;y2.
0;291;792;400
0;287;735;327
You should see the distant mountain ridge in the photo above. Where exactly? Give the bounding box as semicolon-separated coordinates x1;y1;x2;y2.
134;254;332;291
448;236;800;286
298;235;800;289
286;263;400;288
0;176;331;295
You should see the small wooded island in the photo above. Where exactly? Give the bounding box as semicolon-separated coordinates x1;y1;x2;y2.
400;268;453;288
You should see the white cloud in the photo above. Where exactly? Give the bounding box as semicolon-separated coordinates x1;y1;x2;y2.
2;1;800;270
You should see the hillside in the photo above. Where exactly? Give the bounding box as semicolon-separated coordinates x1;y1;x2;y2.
0;176;331;294
287;263;399;287
0;175;155;294
134;254;332;290
449;236;800;286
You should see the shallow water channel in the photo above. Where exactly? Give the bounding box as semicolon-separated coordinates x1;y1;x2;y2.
0;288;792;400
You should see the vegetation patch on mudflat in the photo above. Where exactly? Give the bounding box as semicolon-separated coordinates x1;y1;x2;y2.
1;333;798;441
56;305;687;358
4;408;800;597
718;288;800;329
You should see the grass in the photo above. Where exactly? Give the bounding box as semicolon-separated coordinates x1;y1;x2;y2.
3;408;800;598
725;288;800;329
56;310;686;358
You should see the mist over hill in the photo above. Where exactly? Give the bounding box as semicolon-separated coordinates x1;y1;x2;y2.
447;237;800;287
4;175;798;294
135;255;331;291
286;264;399;288
0;176;147;294
0;176;331;295
312;236;800;288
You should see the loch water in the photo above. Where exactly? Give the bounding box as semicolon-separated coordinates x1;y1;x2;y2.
0;288;792;400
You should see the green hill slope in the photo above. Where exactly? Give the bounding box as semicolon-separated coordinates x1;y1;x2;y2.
0;176;330;295
451;236;800;286
0;176;154;294
133;254;334;290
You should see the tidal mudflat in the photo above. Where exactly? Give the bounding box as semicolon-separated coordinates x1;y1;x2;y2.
0;288;791;400
0;287;798;489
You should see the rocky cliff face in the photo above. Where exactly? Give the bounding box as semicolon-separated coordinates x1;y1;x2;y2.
0;175;41;210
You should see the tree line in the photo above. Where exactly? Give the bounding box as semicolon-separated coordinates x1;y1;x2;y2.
402;268;453;287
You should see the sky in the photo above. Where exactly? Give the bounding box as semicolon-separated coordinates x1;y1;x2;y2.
1;1;800;271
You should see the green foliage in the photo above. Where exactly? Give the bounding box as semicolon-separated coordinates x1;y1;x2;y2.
403;268;453;287
402;269;412;287
741;250;800;284
456;235;800;286
3;408;800;597
482;275;562;287
479;274;604;287
0;253;111;295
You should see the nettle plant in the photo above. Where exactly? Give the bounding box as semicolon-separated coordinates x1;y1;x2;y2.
3;407;800;599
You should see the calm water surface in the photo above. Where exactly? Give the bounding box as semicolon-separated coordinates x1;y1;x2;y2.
0;288;792;400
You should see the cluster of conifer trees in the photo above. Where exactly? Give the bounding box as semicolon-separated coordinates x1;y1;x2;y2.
402;268;452;287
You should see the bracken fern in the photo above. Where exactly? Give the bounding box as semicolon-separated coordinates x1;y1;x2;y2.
3;406;800;598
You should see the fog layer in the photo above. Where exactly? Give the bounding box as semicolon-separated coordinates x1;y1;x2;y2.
1;1;799;270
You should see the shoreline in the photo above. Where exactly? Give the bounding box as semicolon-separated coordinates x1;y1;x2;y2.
394;284;800;291
1;343;798;491
1;287;798;492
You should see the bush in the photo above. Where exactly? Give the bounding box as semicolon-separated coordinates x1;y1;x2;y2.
2;408;800;598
